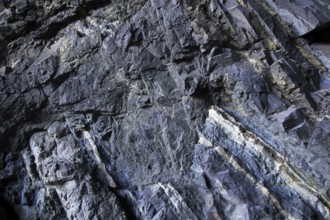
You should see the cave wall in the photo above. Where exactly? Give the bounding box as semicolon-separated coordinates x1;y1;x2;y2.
0;0;330;219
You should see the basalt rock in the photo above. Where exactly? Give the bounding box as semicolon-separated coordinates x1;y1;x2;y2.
0;0;330;219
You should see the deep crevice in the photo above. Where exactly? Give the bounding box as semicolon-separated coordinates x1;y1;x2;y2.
113;190;139;220
302;22;330;44
0;196;19;220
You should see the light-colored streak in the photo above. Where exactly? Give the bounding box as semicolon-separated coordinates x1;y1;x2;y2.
82;130;116;188
202;106;330;217
198;133;295;219
158;183;199;220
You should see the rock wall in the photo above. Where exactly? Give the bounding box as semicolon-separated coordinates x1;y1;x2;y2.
0;0;330;219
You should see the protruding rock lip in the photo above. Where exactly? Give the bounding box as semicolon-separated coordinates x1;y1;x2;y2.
302;22;330;44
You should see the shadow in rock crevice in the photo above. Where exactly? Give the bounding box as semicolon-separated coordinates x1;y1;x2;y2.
0;196;19;220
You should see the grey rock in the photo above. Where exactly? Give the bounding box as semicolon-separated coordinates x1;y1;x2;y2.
0;0;330;219
273;106;306;131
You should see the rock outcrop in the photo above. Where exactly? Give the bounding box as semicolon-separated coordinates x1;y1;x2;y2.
0;0;330;219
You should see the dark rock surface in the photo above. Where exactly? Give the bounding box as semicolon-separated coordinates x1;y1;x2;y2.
0;0;330;219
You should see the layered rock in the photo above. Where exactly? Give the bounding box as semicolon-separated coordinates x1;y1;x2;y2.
0;0;329;219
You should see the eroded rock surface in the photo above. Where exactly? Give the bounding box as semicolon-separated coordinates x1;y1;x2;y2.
0;0;330;219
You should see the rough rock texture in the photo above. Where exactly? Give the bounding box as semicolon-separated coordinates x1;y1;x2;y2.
0;0;330;219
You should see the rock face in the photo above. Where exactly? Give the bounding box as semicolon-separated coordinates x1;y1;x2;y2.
0;0;330;219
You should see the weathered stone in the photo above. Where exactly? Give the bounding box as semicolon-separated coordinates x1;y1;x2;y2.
1;0;330;219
